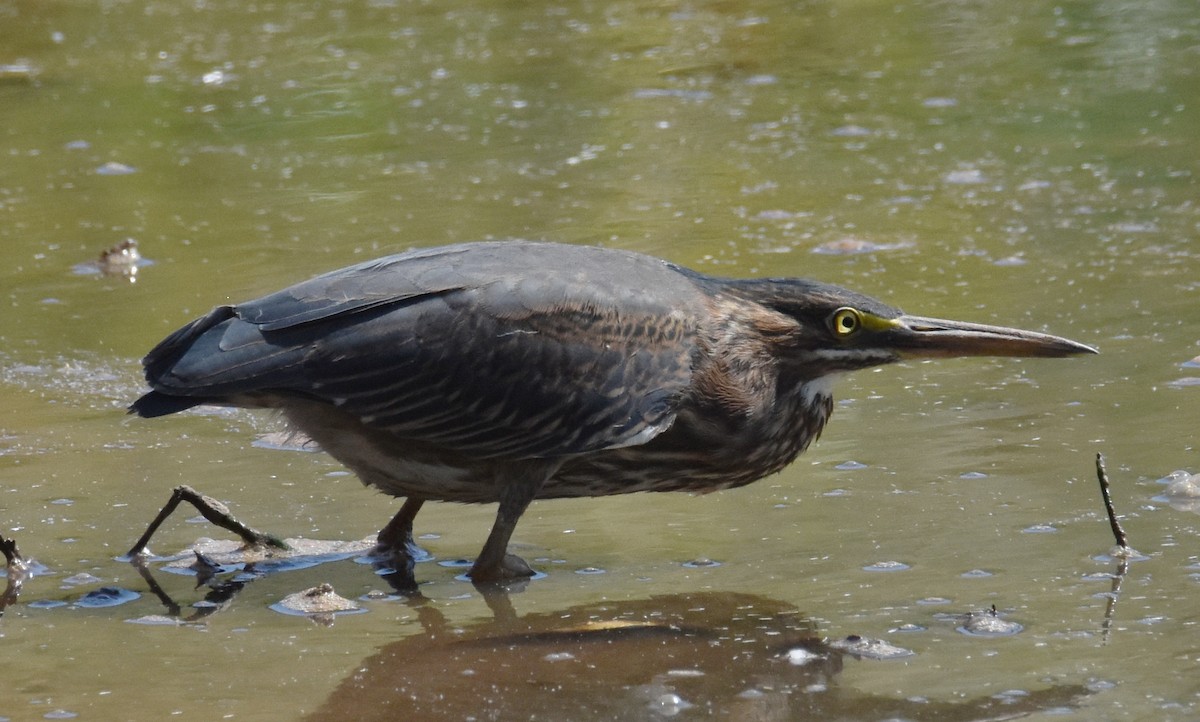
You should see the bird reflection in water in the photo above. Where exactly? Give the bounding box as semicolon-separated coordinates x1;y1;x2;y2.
302;591;1089;722
118;548;1091;719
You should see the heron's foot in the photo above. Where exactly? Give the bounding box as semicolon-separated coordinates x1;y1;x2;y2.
368;529;431;596
373;539;433;564
373;533;433;565
374;497;429;565
468;552;535;583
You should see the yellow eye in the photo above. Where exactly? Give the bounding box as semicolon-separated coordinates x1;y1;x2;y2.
830;307;861;337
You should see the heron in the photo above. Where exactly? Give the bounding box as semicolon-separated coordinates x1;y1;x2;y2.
130;241;1095;582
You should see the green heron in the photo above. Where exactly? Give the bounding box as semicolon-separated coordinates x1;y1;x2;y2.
131;241;1095;581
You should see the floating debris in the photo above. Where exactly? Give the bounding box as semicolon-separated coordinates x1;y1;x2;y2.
75;586;140;608
1157;469;1200;514
270;583;364;623
97;238;141;275
954;607;1024;637
72;238;153;281
157;536;375;576
829;634;915;660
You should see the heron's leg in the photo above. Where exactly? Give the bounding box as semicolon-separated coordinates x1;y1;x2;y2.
375;497;429;560
469;461;559;583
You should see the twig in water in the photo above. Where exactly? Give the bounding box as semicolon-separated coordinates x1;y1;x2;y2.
0;535;29;614
124;485;289;560
1094;453;1129;551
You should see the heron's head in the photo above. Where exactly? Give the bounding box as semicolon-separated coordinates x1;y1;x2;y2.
726;278;1097;378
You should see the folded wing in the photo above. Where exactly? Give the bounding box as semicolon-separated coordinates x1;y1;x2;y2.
132;242;709;459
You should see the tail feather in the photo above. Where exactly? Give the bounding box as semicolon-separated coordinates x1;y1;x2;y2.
129;391;208;418
142;306;237;381
133;306;244;418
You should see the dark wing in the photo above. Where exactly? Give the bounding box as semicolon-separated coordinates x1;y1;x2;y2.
132;241;710;459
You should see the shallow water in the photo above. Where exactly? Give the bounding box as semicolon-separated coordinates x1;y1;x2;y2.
2;1;1199;720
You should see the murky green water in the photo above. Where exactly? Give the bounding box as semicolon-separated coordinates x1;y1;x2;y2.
2;1;1198;719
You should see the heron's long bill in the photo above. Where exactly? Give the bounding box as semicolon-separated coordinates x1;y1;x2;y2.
890;315;1098;359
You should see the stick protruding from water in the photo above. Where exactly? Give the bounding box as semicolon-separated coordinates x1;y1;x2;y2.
1095;453;1129;550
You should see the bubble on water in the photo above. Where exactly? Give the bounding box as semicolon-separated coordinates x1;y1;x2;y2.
543;652;575;662
61;573;103;587
648;692;692;716
95;161;136;176
863;560;910;572
783;647;824;666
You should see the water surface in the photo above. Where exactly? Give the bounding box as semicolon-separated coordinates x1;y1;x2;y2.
2;1;1198;720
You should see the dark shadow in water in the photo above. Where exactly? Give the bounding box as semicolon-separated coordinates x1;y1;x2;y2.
306;591;1090;722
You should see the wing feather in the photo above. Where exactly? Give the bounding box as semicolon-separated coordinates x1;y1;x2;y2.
135;241;709;458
